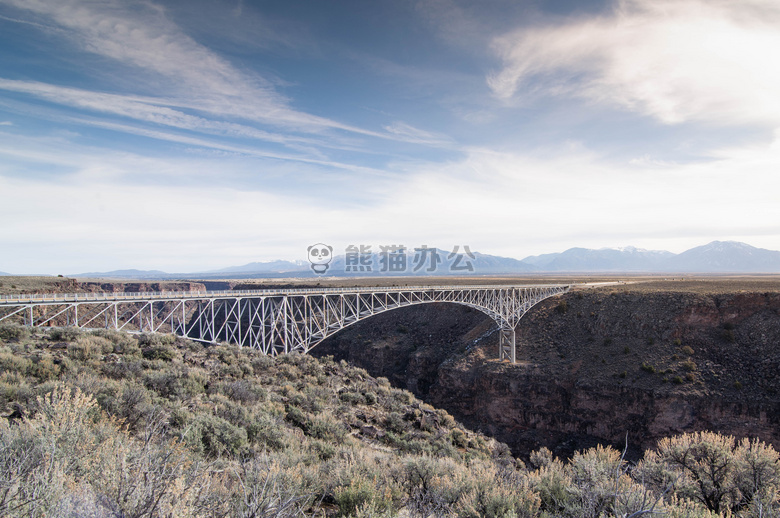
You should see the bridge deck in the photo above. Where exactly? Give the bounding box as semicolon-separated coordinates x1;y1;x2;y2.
0;284;571;304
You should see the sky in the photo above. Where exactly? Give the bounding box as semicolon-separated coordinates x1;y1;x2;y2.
1;0;779;274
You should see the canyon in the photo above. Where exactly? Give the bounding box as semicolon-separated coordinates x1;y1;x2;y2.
313;279;780;459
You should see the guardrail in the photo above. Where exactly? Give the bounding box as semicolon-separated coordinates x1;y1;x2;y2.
0;284;570;304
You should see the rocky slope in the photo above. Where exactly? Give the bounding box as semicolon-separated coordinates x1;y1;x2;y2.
313;279;780;459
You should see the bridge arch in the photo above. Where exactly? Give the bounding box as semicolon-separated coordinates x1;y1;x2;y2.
300;296;561;363
302;298;505;350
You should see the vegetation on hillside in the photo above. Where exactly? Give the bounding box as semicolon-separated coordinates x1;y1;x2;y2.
0;323;778;517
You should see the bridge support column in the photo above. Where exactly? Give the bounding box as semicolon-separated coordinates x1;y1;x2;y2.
499;325;516;364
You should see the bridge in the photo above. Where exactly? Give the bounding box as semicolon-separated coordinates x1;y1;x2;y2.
0;284;571;363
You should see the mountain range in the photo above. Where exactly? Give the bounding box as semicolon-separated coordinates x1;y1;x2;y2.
5;241;778;279
522;241;780;273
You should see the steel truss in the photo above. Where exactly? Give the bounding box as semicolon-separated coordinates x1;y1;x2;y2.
0;284;569;363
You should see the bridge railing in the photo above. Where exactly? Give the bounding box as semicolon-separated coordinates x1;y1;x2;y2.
0;284;571;305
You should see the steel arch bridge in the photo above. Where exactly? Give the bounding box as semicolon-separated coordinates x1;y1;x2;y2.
0;284;570;363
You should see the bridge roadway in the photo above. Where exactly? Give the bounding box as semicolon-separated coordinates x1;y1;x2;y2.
0;283;582;363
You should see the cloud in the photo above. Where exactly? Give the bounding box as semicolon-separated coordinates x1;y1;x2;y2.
2;130;779;272
0;121;12;126
488;0;780;126
0;0;388;137
383;121;451;145
0;78;319;145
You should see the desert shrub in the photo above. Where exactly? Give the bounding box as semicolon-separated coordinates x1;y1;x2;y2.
215;397;254;429
212;344;240;365
181;368;207;396
219;379;265;403
528;454;572;514
93;435;209;517
555;300;569;314
0;371;34;408
91;329;141;356
142;344;178;362
248;413;288;451
102;359;144;380
278;362;303;381
363;390;377;406
114;336;142;358
251;353;274;372
0;351;32;375
288;386;324;414
88;328;124;342
13;385;217;517
566;444;624;517
68;335;111;362
30;353;60;381
67;341;99;362
732;438;780;512
0;323;30;342
188;414;248;458
724;329;736;343
143;369;192;399
218;362;245;378
451;428;469;449
339;389;366;405
525;444;665;518
681;345;695;356
393;389;415;406
308;412;349;443
385;412;408;434
309;438;337;461
641;431;751;514
334;476;391;517
456;474;540;518
113;381;153;430
230;457;317;518
0;408;68;516
401;456;466;516
48;326;81;342
437;408;457;428
641;362;657;374
137;333;176;347
89;335;114;354
144;365;202;399
285;405;308;431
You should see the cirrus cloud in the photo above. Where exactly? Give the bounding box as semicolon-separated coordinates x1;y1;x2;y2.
488;0;780;127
